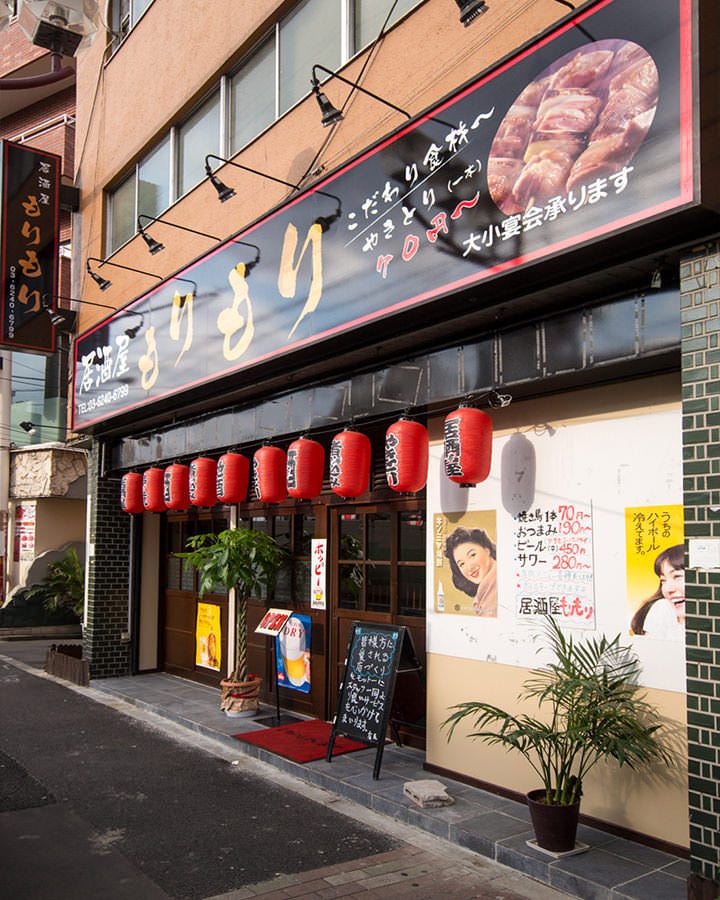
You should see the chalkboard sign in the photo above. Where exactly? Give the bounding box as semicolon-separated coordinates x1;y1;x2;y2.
327;621;420;779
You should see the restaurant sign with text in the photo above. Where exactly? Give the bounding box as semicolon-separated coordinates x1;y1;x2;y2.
1;141;59;354
73;0;693;429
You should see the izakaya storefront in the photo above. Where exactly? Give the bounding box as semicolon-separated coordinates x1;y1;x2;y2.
76;0;715;850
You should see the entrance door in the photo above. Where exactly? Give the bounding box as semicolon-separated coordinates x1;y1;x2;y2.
330;501;426;743
162;515;229;686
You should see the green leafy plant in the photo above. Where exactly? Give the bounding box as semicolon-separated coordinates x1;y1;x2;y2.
178;528;282;683
443;616;672;806
25;548;84;619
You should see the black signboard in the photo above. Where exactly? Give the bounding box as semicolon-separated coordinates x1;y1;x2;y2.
328;621;420;779
0;141;59;354
73;0;693;429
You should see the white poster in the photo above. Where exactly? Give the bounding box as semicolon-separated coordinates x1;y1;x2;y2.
513;501;595;629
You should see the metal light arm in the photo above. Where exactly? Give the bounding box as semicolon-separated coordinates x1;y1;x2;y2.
311;63;411;121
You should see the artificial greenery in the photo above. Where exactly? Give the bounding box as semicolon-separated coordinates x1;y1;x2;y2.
25;547;84;619
178;527;282;683
443;616;672;806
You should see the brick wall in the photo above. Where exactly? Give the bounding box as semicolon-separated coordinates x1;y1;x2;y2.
83;444;132;678
680;241;720;896
0;22;46;78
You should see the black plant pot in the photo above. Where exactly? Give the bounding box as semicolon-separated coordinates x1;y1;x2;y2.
526;789;581;852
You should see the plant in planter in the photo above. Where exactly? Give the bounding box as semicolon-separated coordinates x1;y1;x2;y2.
442;616;672;853
24;547;85;621
179;527;283;716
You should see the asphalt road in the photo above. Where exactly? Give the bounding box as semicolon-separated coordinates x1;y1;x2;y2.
0;661;399;900
0;651;571;900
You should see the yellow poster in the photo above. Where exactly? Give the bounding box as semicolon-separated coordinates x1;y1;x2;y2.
625;505;684;639
196;602;221;670
433;510;498;617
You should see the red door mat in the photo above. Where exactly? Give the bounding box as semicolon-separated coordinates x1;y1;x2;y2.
233;719;371;763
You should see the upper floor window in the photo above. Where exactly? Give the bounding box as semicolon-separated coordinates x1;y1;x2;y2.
177;92;220;197
110;0;153;49
230;37;276;154
279;0;342;115
106;0;421;253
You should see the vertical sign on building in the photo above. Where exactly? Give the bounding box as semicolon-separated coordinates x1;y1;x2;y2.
0;140;59;354
310;538;327;610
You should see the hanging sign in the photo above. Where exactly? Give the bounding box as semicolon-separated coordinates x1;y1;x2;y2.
73;0;693;429
310;538;327;610
0;141;59;354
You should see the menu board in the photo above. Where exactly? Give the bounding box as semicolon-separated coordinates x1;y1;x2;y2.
328;622;415;779
513;501;595;628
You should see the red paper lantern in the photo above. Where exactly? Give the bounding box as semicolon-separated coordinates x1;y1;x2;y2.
216;452;250;504
120;472;144;514
164;463;191;510
189;457;217;507
287;437;324;500
252;445;287;503
143;467;167;513
329;428;371;498
385;418;428;493
443;406;493;487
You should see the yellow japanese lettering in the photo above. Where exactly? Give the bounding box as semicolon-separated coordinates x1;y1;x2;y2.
278;221;324;339
217;263;254;361
139;325;160;390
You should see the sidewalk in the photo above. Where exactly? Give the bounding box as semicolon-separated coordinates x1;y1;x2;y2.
1;639;689;900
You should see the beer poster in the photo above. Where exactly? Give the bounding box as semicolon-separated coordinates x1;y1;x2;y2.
276;613;311;693
196;602;221;671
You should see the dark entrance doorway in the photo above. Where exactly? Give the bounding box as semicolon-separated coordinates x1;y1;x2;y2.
162;514;228;687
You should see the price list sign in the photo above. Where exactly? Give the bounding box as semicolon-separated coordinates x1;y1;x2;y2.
513;502;596;629
327;622;407;779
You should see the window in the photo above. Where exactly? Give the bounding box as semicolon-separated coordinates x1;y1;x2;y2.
247;512;316;606
107;137;171;253
279;0;342;115
108;173;136;252
106;0;422;251
230;38;276;153
337;507;425;617
137;136;171;220
353;0;419;49
177;93;220;197
110;0;153;48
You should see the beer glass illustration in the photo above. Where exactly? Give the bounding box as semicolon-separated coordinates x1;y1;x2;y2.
280;616;307;686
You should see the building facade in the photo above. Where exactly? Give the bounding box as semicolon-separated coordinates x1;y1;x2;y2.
70;1;719;893
0;1;87;606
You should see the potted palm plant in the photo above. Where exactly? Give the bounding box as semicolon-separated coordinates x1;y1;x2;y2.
442;616;672;853
179;527;283;716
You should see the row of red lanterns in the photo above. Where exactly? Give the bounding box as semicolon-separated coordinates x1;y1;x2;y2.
120;407;492;514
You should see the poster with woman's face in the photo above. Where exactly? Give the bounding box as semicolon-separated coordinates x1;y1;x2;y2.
196;602;221;671
625;505;684;640
433;511;498;617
